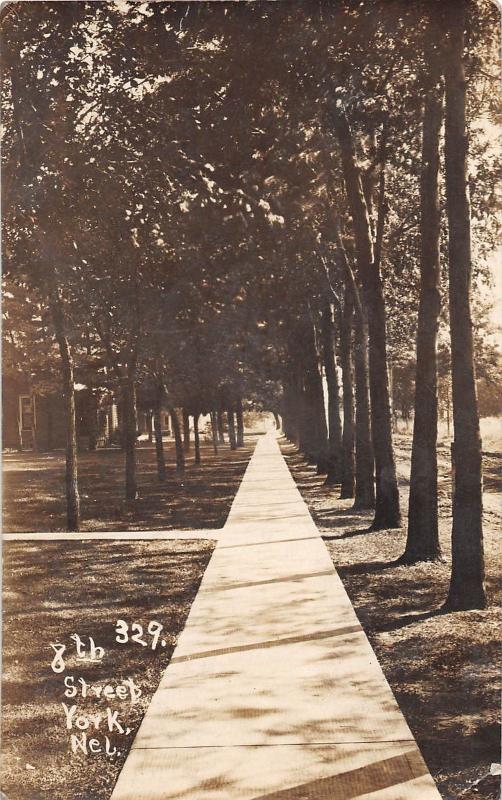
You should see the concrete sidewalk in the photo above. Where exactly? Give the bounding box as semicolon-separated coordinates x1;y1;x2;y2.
111;433;441;800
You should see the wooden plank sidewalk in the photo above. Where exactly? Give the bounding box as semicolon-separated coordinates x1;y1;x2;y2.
110;433;442;800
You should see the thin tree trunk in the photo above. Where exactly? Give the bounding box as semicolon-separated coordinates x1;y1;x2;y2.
227;407;237;450
353;307;375;509
273;411;281;430
182;408;190;452
87;391;98;452
339;289;355;498
16;394;23;450
47;402;54;451
169;407;185;473
298;374;310;457
153;387;166;482
123;369;138;501
210;411;219;454
388;360;396;433
217;409;225;443
116;394;125;450
320;299;342;485
283;364;301;445
404;64;444;563
147;411;153;444
332;229;374;507
446;383;451;437
366;281;401;527
293;355;310;456
193;413;201;464
443;2;485;609
236;398;245;447
333;109;401;529
303;316;329;472
50;290;80;531
282;378;298;443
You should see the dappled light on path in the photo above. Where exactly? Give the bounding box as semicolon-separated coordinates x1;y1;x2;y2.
110;434;441;800
281;436;501;799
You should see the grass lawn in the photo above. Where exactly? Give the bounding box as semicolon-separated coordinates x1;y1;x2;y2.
1;538;215;800
2;435;258;533
281;422;501;800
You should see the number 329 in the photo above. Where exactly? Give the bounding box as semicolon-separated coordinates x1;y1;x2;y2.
115;620;164;650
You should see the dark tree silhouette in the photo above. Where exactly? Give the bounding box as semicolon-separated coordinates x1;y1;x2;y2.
442;0;486;609
404;19;444;563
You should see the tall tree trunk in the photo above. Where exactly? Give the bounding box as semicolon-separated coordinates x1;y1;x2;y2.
210;411;219;454
153;387;166;482
366;280;401;527
320;299;343;486
446;382;451;437
182;408;190;452
227;406;237;450
217;409;225;443
123;369;138;501
298;375;310;457
282;378;298;443
169;407;185;473
303;316;329;472
282;407;290;439
193;413;201;464
388;360;397;433
50;290;80;531
333;109;401;529
334;226;374;508
443;2;485;609
339;290;355;498
273;411;281;430
294;355;311;456
353;307;375;509
146;411;153;444
236;397;245;447
404;65;444;563
117;394;125;450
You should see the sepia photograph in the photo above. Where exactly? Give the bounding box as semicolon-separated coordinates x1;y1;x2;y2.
1;1;501;798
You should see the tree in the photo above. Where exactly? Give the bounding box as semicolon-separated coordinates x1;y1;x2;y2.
333;109;401;529
236;398;245;447
320;298;343;485
193;413;201;465
227;406;237;451
339;286;356;498
403;11;444;563
442;0;486;609
332;226;375;509
2;3;84;529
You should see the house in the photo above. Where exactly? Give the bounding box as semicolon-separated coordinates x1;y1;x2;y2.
2;374;120;452
2;375;172;452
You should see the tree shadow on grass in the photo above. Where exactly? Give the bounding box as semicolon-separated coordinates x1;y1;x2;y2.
1;538;215;800
323;527;374;540
338;558;403;575
375;607;445;633
3;435;259;533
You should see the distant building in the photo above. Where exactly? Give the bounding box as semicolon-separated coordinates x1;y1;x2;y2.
2;376;172;452
2;375;119;451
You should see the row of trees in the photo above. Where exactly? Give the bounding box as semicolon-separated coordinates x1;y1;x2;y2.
2;1;500;611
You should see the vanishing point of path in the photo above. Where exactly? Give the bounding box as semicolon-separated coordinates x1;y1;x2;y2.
111;433;442;800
